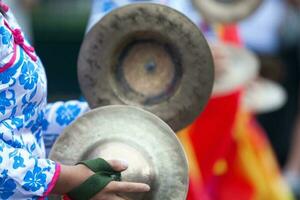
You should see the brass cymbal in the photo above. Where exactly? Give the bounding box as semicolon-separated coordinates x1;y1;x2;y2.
78;3;214;132
49;105;189;200
193;0;262;23
210;42;260;96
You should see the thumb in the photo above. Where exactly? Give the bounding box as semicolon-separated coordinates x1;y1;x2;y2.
107;160;129;172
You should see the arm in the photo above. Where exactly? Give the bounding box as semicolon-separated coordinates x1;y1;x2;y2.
52;160;150;199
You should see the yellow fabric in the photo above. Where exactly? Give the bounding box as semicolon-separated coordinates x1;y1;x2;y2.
176;106;294;200
178;126;203;181
234;109;294;200
213;159;228;176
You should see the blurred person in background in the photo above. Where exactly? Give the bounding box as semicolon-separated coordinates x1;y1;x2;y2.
239;0;288;165
239;0;300;198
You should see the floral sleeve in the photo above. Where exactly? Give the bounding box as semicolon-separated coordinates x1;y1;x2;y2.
43;101;89;156
0;5;61;199
0;121;60;200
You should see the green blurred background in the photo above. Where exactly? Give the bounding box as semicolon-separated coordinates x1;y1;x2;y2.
32;0;91;101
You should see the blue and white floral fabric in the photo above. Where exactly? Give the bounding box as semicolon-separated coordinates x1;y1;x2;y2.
0;4;89;200
43;100;89;156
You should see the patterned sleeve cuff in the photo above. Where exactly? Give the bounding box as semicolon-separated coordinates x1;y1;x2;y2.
38;163;61;200
44;101;90;156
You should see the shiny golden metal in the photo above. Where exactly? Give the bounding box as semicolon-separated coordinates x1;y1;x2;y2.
193;0;262;23
78;3;214;132
49;105;189;200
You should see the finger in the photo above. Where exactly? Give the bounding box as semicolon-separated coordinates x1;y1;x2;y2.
106;181;150;193
107;160;128;172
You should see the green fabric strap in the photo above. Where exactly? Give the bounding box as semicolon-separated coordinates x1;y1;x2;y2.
77;158;115;173
67;158;121;200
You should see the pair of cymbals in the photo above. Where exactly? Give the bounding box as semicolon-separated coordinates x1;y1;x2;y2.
51;4;215;200
193;0;263;23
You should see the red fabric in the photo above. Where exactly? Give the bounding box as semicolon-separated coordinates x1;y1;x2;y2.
189;90;241;182
188;176;211;200
184;22;254;200
186;89;255;199
62;195;72;200
211;22;254;200
213;141;255;200
220;24;243;46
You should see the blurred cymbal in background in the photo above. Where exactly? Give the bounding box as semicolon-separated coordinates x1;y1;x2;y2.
193;0;262;23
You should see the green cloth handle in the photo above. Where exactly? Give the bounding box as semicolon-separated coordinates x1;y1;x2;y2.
77;158;117;174
67;158;121;200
